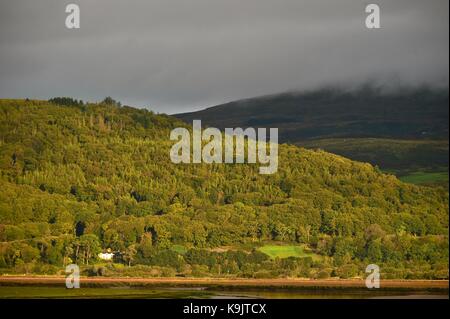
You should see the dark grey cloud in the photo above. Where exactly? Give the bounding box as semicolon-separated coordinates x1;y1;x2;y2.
0;0;448;113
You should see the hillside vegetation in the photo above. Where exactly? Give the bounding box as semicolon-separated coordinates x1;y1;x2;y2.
0;99;448;279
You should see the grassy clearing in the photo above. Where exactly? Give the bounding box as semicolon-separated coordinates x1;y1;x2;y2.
170;245;188;254
399;171;448;186
257;245;320;261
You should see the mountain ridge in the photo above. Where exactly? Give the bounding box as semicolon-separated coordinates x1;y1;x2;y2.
175;86;449;176
175;86;449;140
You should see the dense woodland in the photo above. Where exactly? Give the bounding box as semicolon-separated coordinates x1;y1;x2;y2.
0;98;448;279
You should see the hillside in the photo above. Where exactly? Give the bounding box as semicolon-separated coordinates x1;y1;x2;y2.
0;99;448;279
175;87;449;182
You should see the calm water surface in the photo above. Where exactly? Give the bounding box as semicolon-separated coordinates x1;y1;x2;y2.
0;286;448;299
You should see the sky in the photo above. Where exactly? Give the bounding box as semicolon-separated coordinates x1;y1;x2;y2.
0;0;448;114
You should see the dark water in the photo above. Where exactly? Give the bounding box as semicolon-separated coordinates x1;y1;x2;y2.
0;286;448;299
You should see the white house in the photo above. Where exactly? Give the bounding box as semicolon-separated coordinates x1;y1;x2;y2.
98;252;114;261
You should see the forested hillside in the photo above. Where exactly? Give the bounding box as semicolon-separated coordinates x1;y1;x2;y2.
0;99;448;279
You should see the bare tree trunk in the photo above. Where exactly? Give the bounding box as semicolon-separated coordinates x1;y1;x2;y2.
75;245;79;263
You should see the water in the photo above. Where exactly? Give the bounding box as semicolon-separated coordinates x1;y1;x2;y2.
0;286;447;299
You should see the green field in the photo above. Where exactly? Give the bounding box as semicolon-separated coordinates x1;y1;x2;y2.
171;245;188;254
398;171;449;186
257;245;320;260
